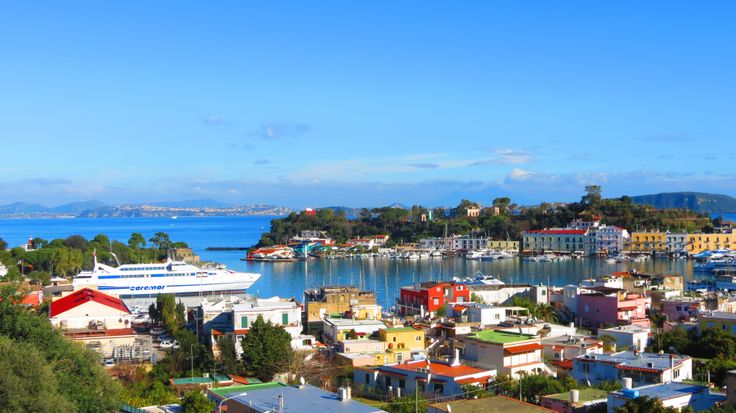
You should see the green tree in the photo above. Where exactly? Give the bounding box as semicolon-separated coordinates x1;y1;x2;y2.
149;293;183;332
180;390;215;413
0;285;121;412
240;315;293;382
0;335;75;412
583;185;603;206
600;334;616;352
0;238;7;250
149;232;172;250
128;232;146;249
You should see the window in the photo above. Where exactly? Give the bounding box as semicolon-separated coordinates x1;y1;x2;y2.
282;313;289;325
399;379;405;388
433;383;444;395
674;369;680;379
365;373;370;383
433;298;439;305
241;316;248;328
385;377;391;387
584;305;590;313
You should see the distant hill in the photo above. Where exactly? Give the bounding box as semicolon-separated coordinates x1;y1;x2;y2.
630;192;736;214
0;200;106;215
145;199;233;209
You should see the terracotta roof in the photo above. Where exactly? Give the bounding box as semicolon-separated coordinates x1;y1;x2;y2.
455;377;492;385
50;288;129;317
504;343;543;354
389;361;490;378
21;291;43;308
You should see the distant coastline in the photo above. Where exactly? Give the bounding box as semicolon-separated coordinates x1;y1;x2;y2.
0;204;291;219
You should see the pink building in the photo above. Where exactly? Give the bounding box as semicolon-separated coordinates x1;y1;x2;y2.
662;298;706;322
577;287;650;331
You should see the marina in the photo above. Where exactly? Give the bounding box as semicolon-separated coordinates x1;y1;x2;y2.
2;215;729;309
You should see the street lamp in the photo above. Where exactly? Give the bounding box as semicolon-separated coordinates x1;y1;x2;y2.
218;392;247;413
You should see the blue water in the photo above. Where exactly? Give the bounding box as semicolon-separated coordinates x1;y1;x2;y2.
1;215;733;308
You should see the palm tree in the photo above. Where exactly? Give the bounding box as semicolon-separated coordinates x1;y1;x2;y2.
535;303;558;323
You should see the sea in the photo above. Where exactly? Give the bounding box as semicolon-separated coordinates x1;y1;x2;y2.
1;214;735;309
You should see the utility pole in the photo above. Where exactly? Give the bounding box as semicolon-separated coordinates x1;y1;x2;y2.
190;343;194;379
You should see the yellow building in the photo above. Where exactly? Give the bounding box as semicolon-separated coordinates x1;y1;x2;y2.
628;232;667;253
700;312;736;336
487;240;520;251
686;234;736;255
379;327;425;353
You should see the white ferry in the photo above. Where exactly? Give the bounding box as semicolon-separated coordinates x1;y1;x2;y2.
72;255;260;298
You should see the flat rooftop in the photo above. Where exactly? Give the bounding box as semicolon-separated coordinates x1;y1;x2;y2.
468;329;538;344
598;324;650;334
228;384;385;413
701;311;736;320
576;351;688;371
543;388;608;406
430;396;554;412
325;318;387;327
611;382;709;401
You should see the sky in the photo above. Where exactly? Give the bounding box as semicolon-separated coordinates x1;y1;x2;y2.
0;1;735;208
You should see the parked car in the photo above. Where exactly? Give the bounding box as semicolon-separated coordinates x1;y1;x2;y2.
103;358;115;368
157;334;173;342
160;340;174;349
150;327;164;335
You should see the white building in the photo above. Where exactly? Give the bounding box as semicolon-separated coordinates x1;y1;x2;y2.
322;318;387;345
571;351;691;387
465;304;507;327
665;233;689;255
607;381;724;413
542;335;604;364
462;330;552;378
590;226;630;255
598;325;650;352
198;296;315;355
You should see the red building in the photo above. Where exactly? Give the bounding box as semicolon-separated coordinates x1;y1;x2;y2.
397;282;471;317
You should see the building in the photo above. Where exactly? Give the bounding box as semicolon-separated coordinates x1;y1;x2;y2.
661;297;707;322
465;304;508;327
665;233;689;255
488;240;520;251
355;358;496;398
467;284;535;306
379;327;425;355
576;287;651;330
322;318;387;345
522;229;591;255
541;335;604;367
462;330;549;378
397;282;470;317
197;296;313;356
628;232;667;254
597;325;650;352
303;285;379;334
540;388;608;413
429;396;555;413
453;236;489;251
289;230;335;246
209;382;387;413
687;233;736;254
49;288;149;358
607;381;725;413
699;311;736;335
570;351;692;387
589;226;629;255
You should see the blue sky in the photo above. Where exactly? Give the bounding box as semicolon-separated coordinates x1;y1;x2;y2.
1;1;735;208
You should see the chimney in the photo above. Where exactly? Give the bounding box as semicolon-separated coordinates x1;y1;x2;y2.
569;389;580;404
278;394;285;412
623;377;633;390
670;354;675;371
451;348;461;366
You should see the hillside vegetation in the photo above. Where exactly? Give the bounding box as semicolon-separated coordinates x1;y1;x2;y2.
257;187;711;247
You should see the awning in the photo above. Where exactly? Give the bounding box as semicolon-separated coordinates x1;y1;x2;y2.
504;343;543;354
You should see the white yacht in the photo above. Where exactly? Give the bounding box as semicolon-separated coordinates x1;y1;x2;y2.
72;255;260;298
